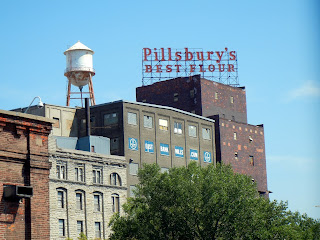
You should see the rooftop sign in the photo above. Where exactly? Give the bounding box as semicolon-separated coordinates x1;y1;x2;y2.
142;48;239;86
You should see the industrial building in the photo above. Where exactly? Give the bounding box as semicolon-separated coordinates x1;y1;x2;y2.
4;42;268;239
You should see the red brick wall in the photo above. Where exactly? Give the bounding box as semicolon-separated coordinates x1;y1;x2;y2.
217;118;267;193
0;112;52;240
200;79;247;123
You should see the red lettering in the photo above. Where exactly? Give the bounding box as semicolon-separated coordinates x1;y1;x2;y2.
160;48;165;61
228;64;235;72
218;64;225;72
143;48;151;61
166;65;172;72
199;65;206;72
196;52;204;61
216;51;224;63
229;51;236;60
175;64;181;72
168;48;172;61
190;65;196;72
207;51;214;60
175;52;182;61
145;65;152;72
185;48;193;61
209;65;215;72
156;65;162;72
154;48;159;61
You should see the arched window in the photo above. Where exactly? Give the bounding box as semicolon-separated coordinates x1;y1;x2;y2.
111;193;120;213
93;192;103;212
75;190;85;210
110;173;122;186
56;188;67;209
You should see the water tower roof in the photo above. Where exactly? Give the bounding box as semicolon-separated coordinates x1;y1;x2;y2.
64;41;94;55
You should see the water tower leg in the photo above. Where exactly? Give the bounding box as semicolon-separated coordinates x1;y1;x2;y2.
66;80;72;106
89;73;96;106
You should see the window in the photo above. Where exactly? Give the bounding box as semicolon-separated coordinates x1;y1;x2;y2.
190;89;195;98
57;190;65;208
249;156;254;166
188;125;197;138
174;121;182;134
232;116;235;121
128;112;137;125
75;164;85;182
94;194;101;212
159;118;168;131
76;192;83;210
110;173;121;186
234;132;237;140
230;96;234;103
53;117;60;128
202;128;211;140
111;138;119;151
95;222;101;239
112;194;120;213
173;93;179;102
93;167;102;184
222;114;225;118
59;219;65;237
129;163;139;175
130;185;137;197
161;167;169;173
77;221;83;235
103;112;118;125
235;152;238;159
215;92;218;99
144;115;153;128
56;161;66;179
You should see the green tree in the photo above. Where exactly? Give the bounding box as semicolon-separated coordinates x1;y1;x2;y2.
109;162;319;240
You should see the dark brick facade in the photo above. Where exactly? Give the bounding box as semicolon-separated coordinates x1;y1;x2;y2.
0;110;53;240
137;76;268;196
136;75;247;123
213;116;267;194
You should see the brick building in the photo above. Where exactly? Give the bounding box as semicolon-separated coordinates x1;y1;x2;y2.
0;109;53;240
136;75;268;196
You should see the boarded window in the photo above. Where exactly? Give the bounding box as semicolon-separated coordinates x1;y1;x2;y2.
129;162;139;175
128;112;137;125
202;128;211;140
144;115;153;128
188;125;197;138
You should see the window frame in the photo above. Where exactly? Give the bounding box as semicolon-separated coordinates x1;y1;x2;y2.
202;127;211;140
174;121;183;134
159;118;169;131
127;112;137;125
59;219;65;237
56;161;67;180
76;192;84;211
143;115;153;128
103;112;118;126
75;164;85;182
188;125;197;138
92;167;103;184
110;172;122;186
94;193;102;212
111;193;120;213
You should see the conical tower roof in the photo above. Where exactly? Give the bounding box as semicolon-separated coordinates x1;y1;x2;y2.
64;41;94;55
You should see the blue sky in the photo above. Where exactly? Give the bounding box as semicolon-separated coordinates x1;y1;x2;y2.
1;0;319;218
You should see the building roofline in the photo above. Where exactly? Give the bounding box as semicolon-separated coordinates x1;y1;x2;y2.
0;109;55;124
92;100;215;123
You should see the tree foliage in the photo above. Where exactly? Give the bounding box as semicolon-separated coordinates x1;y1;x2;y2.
109;162;320;240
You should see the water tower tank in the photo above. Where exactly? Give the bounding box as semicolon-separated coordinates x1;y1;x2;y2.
64;41;95;88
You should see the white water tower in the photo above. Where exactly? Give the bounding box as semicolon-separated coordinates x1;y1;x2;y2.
64;41;96;106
